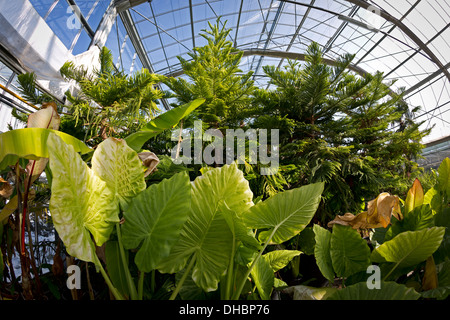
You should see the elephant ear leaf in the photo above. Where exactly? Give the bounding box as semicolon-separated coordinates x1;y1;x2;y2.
157;163;253;292
121;171;191;272
48;134;119;263
91;137;146;208
242;182;324;244
0;127;92;170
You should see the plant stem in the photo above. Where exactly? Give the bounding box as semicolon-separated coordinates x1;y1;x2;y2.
151;270;156;293
231;228;277;300
224;238;236;300
115;223;138;300
169;256;196;300
138;271;145;300
94;254;124;300
383;261;401;281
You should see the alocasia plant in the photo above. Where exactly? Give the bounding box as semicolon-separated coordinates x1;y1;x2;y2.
47;133;120;263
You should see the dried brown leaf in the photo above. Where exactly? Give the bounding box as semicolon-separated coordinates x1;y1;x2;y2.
328;192;401;229
138;151;159;177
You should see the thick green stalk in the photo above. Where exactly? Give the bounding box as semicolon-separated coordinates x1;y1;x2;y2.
138;271;145;300
94;254;124;300
383;261;401;281
224;237;236;300
169;256;196;300
116;223;138;300
150;270;156;293
231;227;277;300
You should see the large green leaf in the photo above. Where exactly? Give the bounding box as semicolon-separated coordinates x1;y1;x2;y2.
424;187;442;216
242;182;324;244
219;200;260;250
0;127;92;170
105;240;130;297
371;227;446;268
437;158;450;198
433;208;450;264
283;285;337;300
125;99;205;151
91;138;146;208
404;178;424;215
48;134;119;263
122;172;191;272
421;258;450;300
330;225;371;278
251;254;274;300
156;163;254;292
313;224;335;281
263;250;302;272
384;204;434;242
327;281;420;300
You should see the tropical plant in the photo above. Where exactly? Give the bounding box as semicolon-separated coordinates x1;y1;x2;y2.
163;18;256;130
252;42;430;222
0;96;201;300
59;46;164;145
43;129;324;300
296;158;450;300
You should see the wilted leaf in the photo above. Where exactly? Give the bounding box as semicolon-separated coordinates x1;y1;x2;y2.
138;151;159;177
0;195;18;222
27;102;60;130
384;204;434;242
328;192;401;229
0;177;13;198
25;103;61;186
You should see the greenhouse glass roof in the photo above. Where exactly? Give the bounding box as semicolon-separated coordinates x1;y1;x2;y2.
2;0;450;143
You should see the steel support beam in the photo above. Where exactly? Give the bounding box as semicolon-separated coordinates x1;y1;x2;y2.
114;0;148;13
355;0;420;65
165;48;370;78
234;0;244;48
323;5;359;53
344;0;450;85
253;2;285;79
403;61;450;97
66;0;95;38
384;22;449;79
189;0;196;49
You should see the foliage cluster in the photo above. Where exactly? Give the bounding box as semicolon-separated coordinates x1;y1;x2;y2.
0;19;443;301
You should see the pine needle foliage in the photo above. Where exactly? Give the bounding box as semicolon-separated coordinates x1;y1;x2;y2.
253;42;429;222
163;18;256;129
60;46;164;145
